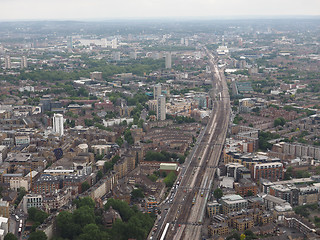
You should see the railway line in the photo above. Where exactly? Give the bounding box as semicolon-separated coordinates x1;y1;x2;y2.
155;48;230;240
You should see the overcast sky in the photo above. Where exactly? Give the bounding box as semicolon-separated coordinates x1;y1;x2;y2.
1;0;319;21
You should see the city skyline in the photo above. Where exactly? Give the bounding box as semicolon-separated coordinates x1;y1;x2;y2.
1;0;319;21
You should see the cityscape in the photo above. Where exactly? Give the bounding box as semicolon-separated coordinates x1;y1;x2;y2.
0;7;320;240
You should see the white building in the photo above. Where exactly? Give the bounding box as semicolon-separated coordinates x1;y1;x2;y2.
165;52;172;69
21;56;27;69
4;56;11;69
0;217;8;240
22;194;43;213
53;113;64;136
157;95;166;121
153;84;161;100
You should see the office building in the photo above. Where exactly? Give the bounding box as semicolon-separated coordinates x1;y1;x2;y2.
22;194;43;213
157;95;166;121
153;84;161;100
220;194;248;214
112;52;120;61
4;56;11;69
165;52;172;69
0;200;9;218
253;162;283;182
21;56;27;69
67;36;73;49
53;113;64;136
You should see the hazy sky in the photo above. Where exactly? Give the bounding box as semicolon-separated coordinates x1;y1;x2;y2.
1;0;319;21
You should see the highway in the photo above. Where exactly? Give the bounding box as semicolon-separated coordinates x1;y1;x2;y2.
154;48;230;240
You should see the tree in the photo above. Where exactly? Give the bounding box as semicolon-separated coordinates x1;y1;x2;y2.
73;206;95;227
274;117;286;127
28;231;47;240
97;170;103;181
163;172;177;188
73;197;95;209
4;233;17;240
81;182;90;193
214;188;223;200
57;211;81;239
77;224;109;240
247;190;253;197
131;189;144;200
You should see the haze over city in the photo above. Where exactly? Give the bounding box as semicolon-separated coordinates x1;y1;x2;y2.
0;0;320;239
1;0;320;20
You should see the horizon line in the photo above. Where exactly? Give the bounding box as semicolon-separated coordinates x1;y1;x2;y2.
0;15;320;23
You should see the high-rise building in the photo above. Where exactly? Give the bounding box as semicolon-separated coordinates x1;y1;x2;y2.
157;95;166;121
67;36;73;49
153;84;161;100
111;38;118;49
53;113;64;136
165;52;172;69
129;51;137;60
21;56;27;69
112;52;120;61
4;56;11;69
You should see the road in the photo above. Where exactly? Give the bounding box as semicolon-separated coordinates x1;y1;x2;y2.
154;49;230;240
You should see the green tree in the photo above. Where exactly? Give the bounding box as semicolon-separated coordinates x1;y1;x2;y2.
131;189;144;200
81;182;90;193
97;170;103;181
28;231;47;240
77;224;109;240
214;188;223;200
163;172;177;188
4;233;17;240
73;197;95;209
274;117;286;127
247;190;253;197
56;211;81;239
73;206;95;227
115;137;124;147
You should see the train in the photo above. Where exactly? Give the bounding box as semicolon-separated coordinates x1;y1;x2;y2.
200;176;208;197
160;223;170;240
192;192;197;205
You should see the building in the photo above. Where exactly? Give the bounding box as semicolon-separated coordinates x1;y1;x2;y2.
208;223;229;236
153;84;161;100
15;135;30;146
165;52;172;69
112;52;120;61
22;194;43;213
21;56;27;69
220;194;248;214
207;200;220;217
33;175;61;194
0;146;7;163
157;95;166;121
145;196;157;213
234;217;254;231
253;162;283;182
90;71;102;81
0;217;8;240
159;163;178;175
4;56;11;69
53;113;64;136
91;145;112;156
234;178;258;197
0;200;9;218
